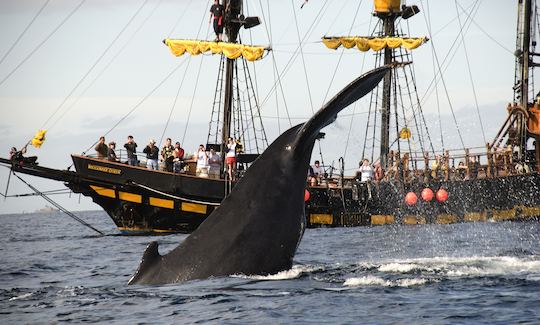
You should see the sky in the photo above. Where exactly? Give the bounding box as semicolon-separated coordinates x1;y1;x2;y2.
0;0;524;214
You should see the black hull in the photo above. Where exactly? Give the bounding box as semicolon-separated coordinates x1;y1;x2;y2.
2;156;539;234
306;173;540;227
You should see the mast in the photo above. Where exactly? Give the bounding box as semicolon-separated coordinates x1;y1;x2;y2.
221;0;243;146
377;10;398;169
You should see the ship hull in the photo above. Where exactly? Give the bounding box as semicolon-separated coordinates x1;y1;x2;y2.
306;173;540;227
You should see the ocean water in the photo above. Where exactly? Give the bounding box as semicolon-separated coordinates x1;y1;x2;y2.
1;211;539;324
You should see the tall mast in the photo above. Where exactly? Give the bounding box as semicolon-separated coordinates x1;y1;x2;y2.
377;11;398;169
221;0;243;146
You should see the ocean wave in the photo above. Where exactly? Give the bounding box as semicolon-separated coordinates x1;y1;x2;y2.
232;265;323;281
365;255;540;278
8;292;33;301
343;275;429;287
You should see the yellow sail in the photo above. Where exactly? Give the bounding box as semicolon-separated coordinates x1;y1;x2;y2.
164;39;267;62
31;129;47;148
322;37;427;52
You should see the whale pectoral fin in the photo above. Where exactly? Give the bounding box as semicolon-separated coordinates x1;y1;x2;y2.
128;241;161;285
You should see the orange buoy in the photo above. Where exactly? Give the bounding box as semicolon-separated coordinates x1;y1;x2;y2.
405;192;417;206
304;189;310;201
421;188;434;202
436;188;449;202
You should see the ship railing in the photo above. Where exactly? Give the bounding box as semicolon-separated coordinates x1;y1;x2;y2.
306;143;536;189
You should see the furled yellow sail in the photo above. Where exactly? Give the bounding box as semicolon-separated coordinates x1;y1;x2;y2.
31;129;47;148
164;39;267;62
322;37;426;52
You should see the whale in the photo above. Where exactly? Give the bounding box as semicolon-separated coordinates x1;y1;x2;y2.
128;66;389;285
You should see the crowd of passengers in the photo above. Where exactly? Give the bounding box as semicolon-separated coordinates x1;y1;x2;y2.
306;153;493;186
93;135;240;180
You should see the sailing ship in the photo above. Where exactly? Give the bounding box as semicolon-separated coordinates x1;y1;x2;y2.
1;1;538;233
304;0;540;227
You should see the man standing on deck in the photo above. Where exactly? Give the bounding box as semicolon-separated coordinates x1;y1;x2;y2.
94;136;108;160
124;135;138;166
209;0;225;42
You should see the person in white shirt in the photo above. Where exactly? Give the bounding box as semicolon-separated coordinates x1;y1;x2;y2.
225;137;237;181
311;160;324;177
358;159;374;182
196;144;209;177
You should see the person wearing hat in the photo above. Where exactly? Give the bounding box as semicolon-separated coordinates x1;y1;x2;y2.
143;139;159;170
107;141;119;162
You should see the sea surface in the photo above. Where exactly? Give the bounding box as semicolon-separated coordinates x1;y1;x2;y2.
0;211;539;324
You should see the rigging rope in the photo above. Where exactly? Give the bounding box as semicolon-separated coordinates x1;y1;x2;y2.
180;1;212;145
454;0;486;144
0;0;86;89
49;0;165;132
44;0;150;132
83;58;189;155
0;0;51;68
13;173;105;236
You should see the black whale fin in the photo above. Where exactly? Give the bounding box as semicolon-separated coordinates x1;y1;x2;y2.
293;66;390;157
128;241;161;284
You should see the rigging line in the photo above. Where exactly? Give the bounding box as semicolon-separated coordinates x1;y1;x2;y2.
265;0;282;133
419;0;481;108
49;0;165;131
0;0;86;89
83;57;188;154
13;173;104;236
0;0;51;68
426;0;444;151
454;0;486;144
325;0;352;35
47;0;153;131
421;2;466;150
43;0;150;130
456;2;513;55
291;0;315;113
167;0;195;37
181;1;211;145
342;0;368;161
159;56;192;146
129;181;220;205
258;0;330;110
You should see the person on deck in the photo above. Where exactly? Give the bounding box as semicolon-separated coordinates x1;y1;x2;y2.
312;160;324;178
225;137;237;181
172;142;185;173
196;144;209;177
94;136;108;160
143;139;159;170
208;148;221;179
209;0;225;42
468;156;479;180
161;138;175;172
124;135;138;166
358;159;374;182
107;142;119;162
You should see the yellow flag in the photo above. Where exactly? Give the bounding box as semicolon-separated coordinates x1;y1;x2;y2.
399;128;411;140
31;129;47;148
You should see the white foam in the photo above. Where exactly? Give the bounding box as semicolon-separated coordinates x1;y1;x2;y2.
370;255;540;278
9;292;33;301
343;275;429;287
234;265;321;281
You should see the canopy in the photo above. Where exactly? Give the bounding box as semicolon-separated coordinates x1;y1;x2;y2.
164;39;268;62
322;37;427;52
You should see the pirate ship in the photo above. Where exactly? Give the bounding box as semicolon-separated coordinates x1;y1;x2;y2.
1;0;272;234
1;1;538;234
304;0;540;227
